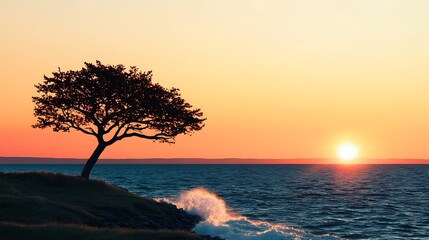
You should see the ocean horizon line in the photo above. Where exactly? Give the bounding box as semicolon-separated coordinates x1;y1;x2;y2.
1;156;428;164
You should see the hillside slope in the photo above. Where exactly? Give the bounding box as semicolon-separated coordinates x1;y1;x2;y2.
0;172;215;240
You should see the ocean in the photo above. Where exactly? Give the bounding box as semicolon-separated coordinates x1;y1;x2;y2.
1;164;428;239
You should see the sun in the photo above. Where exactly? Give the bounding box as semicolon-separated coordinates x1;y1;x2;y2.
337;142;359;161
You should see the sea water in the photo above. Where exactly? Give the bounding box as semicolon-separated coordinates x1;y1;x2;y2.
1;164;428;239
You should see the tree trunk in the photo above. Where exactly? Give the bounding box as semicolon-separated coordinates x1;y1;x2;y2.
81;143;106;179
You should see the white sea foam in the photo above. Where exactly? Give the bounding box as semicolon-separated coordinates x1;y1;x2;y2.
158;187;340;240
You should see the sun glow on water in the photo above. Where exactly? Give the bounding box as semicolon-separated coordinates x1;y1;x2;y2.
337;142;359;162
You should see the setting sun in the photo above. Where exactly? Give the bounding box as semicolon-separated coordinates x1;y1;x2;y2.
337;143;359;161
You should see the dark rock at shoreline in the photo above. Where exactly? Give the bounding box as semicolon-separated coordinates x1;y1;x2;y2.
198;235;225;240
96;200;201;231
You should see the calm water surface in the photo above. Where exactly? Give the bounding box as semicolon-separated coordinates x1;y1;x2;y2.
1;164;428;239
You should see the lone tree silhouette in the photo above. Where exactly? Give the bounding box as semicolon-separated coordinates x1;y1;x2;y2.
33;61;205;179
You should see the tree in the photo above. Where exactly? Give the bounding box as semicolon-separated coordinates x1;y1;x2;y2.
33;61;205;179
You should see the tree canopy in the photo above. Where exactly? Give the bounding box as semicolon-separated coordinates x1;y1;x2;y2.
33;61;205;178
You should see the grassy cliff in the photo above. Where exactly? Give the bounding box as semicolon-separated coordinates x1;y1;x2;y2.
0;172;212;240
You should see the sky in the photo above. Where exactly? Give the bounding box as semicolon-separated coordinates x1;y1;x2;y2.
1;0;429;161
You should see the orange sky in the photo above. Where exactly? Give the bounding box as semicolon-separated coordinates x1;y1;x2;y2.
1;1;429;162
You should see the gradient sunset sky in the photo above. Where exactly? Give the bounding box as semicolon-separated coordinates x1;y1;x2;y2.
1;1;429;161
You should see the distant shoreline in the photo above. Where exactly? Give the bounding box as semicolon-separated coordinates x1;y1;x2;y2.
1;157;428;164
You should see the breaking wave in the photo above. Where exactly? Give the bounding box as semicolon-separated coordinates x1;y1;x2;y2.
158;187;340;240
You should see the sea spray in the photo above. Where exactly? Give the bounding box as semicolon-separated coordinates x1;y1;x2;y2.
158;187;341;240
173;187;240;225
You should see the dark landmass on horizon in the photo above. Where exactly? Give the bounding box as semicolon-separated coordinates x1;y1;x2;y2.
0;157;428;164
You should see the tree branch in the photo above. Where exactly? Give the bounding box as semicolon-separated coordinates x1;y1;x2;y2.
63;121;96;136
105;122;128;145
60;108;97;136
109;132;176;145
104;122;119;134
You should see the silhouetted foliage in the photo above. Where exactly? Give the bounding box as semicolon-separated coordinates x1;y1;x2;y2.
33;61;205;178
